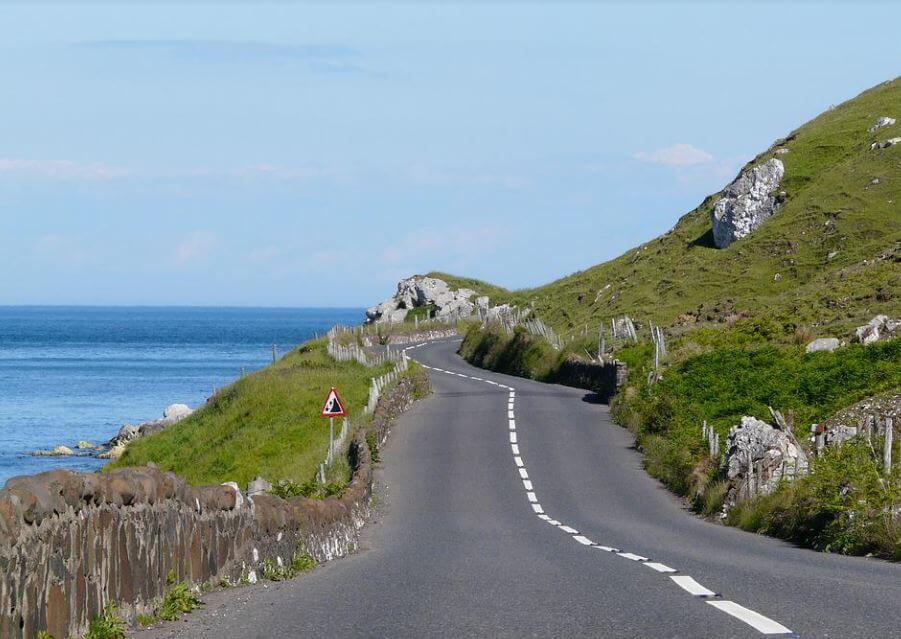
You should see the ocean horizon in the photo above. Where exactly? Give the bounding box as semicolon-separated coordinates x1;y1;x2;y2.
0;305;363;483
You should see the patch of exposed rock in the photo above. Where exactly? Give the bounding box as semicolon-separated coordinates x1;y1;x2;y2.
868;116;896;133
366;276;501;324
710;158;785;249
820;393;900;447
99;403;194;459
805;337;841;353
853;314;899;344
724;416;807;507
870;137;901;150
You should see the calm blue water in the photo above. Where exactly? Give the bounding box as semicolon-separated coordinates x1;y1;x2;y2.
0;306;363;483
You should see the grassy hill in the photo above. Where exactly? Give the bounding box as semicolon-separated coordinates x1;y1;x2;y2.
450;78;900;337
452;77;901;558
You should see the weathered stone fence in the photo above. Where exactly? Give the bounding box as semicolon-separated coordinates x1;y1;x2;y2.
0;374;426;639
551;355;627;403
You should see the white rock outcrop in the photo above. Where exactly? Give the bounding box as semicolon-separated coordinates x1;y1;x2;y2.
710;158;785;249
725;416;807;505
868;116;896;133
805;337;841;353
870;137;901;150
854;315;899;344
365;276;491;324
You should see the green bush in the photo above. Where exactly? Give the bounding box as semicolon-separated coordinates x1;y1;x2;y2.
84;603;125;639
155;582;202;621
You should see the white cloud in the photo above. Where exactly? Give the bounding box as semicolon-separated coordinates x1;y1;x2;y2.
175;231;219;265
633;143;715;167
0;157;131;179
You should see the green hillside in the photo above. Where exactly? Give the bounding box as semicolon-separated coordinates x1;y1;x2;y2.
454;77;901;558
452;78;900;336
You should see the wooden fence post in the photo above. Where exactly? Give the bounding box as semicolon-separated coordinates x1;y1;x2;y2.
885;417;894;474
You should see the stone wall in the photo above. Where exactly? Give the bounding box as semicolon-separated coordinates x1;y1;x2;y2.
0;373;427;639
551;355;627;402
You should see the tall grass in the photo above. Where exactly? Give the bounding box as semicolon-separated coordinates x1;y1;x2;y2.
109;339;395;487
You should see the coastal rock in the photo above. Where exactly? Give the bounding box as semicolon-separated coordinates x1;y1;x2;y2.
853;314;898;344
870;137;901;150
868;116;896;133
805;337;841;353
724;416;807;506
710;158;785;249
75;441;94;450
163;403;192;422
30;445;74;457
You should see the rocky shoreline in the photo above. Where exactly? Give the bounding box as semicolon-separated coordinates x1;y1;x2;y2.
29;402;195;462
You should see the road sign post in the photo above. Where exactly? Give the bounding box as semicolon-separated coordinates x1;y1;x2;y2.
320;387;347;471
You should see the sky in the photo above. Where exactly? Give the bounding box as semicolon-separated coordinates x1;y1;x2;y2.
0;2;898;307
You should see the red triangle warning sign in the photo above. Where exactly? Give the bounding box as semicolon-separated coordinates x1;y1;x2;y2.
320;387;347;417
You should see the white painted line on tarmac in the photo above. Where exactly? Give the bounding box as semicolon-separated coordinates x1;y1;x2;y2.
573;535;594;546
511;444;520;455
509;419;516;430
522;480;533;490
558;525;579;535
546;519;561;526
513;456;524;467
593;545;620;553
531;503;544;514
644;562;677;574
617;552;648;562
706;601;794;635
507;410;515;419
670;576;717;598
526;492;537;503
537;513;551;521
518;468;529;479
509;432;517;443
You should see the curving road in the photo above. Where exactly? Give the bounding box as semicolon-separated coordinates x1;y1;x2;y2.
143;339;901;639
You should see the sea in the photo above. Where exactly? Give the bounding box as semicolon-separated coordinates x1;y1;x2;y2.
0;306;363;483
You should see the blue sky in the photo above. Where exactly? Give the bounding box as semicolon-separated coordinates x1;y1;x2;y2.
0;2;898;306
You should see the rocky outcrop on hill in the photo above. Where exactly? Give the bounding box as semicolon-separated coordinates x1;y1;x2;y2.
868;116;895;133
869;137;901;150
365;276;496;324
710;158;785;249
853;314;899;344
805;337;841;353
724;415;808;506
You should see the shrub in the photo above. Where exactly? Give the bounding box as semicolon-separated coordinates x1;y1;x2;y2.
84;603;125;639
155;582;202;621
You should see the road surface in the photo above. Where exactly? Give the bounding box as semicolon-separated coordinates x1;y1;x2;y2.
141;339;901;638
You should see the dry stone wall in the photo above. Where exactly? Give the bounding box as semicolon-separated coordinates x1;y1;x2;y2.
0;373;426;639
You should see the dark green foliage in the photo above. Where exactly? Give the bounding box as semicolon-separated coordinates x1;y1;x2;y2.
84;603;125;639
155;582;202;621
366;431;381;463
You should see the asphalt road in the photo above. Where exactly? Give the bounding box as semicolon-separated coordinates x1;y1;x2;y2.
141;339;901;639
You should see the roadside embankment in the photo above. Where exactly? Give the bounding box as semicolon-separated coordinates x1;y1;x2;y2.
0;355;429;638
458;325;625;401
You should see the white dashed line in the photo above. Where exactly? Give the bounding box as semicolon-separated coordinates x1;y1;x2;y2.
644;562;677;574
670;576;717;598
409;345;795;638
617;552;648;562
705;601;794;635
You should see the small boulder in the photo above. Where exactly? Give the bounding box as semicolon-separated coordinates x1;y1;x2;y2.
805;337;841;354
724;416;807;507
31;445;74;457
163;403;192;423
76;440;94;450
854;315;897;344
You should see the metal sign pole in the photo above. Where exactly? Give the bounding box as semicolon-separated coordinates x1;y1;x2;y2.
329;417;334;461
